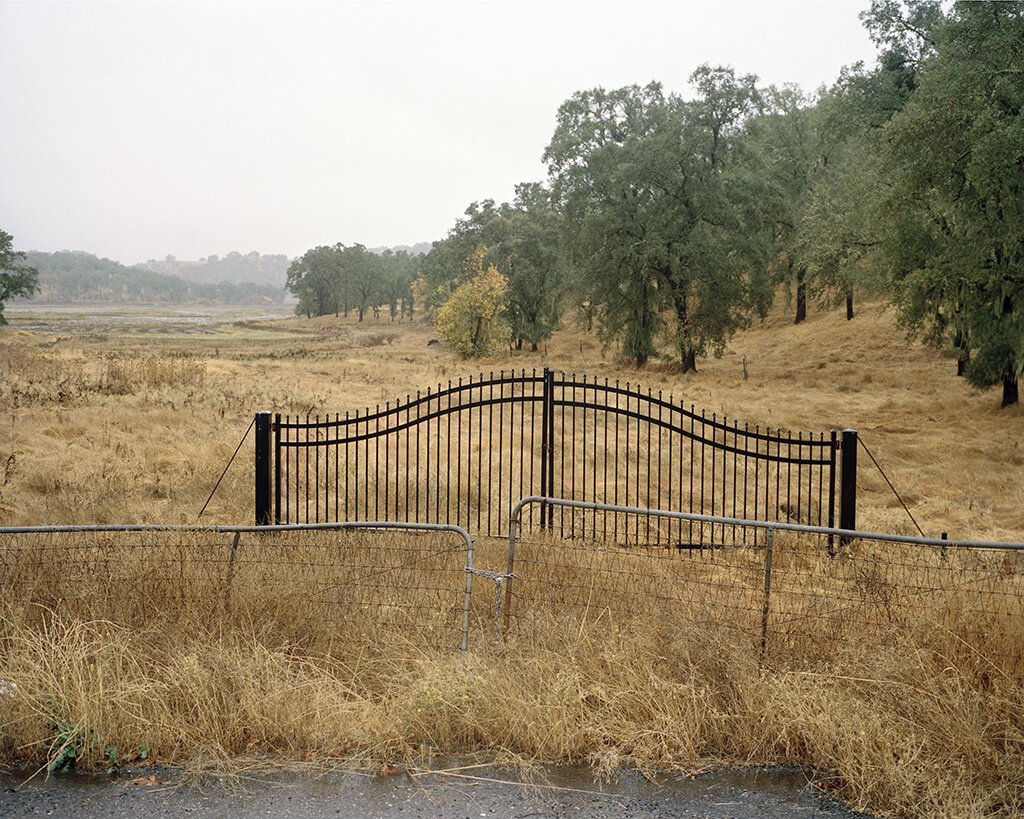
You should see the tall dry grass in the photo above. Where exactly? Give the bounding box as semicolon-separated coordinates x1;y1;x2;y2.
0;527;1021;817
1;301;1022;817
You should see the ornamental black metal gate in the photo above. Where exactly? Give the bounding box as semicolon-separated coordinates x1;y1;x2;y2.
255;368;857;539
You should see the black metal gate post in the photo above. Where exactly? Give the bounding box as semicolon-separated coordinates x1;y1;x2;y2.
538;367;556;529
273;412;282;524
839;428;857;544
827;429;838;556
545;367;556;529
255;411;273;525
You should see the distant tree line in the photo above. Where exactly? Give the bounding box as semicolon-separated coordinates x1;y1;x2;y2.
23;250;286;305
143;251;290;289
285;244;419;322
285;1;1022;406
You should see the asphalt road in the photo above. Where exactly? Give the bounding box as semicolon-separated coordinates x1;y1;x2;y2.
1;763;876;818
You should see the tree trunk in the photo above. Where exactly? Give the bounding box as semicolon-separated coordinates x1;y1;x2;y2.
1002;375;1019;408
794;268;807;324
953;329;969;377
673;291;696;373
472;316;484;351
845;292;854;321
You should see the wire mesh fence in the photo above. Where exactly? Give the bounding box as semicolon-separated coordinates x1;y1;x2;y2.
0;523;474;656
506;499;1024;677
3;508;1021;678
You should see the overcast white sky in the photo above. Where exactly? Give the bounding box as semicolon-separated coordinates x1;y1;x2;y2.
0;1;878;265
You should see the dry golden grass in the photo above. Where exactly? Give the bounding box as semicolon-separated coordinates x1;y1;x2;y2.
1;299;1023;817
0;528;1021;817
0;298;1020;536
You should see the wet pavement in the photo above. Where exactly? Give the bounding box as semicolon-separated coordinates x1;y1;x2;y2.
1;763;875;818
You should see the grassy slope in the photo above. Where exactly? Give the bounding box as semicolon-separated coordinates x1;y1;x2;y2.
0;297;1020;539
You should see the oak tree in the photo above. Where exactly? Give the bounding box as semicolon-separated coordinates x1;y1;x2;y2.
0;230;40;325
875;1;1024;406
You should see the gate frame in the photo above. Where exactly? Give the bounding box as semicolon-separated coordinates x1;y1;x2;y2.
3;520;475;654
502;495;1024;644
257;368;857;536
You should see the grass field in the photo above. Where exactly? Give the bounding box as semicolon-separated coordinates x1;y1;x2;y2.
1;299;1022;817
0;297;1020;536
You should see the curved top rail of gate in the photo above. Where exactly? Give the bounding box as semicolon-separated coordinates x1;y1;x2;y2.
261;367;852;539
277;370;545;446
547;372;834;464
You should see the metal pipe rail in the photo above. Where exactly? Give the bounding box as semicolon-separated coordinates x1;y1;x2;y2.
508;496;1024;551
503;496;1024;648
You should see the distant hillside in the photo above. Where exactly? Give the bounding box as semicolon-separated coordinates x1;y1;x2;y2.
23;251;286;305
141;251;290;288
368;242;432;257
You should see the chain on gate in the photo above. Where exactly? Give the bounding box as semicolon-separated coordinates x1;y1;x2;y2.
466;567;516;640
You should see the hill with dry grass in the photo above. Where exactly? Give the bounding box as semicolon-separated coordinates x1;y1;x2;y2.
0;296;1019;540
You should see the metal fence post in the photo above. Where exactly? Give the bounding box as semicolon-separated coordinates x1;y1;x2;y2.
539;367;552;528
760;527;774;657
273;412;282;525
545;367;556;530
839;429;858;545
504;512;519;638
255;411;272;525
222;531;241;616
827;429;837;556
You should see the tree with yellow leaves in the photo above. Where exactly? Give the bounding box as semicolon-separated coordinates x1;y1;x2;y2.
435;249;511;357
